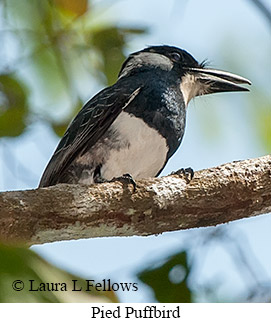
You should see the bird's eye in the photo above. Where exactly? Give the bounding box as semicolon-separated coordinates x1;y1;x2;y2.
171;52;181;61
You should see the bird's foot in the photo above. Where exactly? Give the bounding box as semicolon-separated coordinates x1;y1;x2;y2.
110;173;137;192
171;167;194;183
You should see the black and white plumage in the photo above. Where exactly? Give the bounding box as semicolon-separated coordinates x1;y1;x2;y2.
39;45;250;187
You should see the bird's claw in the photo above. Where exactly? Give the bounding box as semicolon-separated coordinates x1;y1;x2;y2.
171;167;194;183
111;173;137;192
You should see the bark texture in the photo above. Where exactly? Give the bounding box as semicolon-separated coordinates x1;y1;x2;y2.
0;155;270;245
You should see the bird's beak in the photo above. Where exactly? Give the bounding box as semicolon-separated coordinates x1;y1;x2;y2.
189;67;251;94
181;67;251;105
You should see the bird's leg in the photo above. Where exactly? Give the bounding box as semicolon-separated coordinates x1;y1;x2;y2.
110;173;137;192
94;164;136;192
93;164;106;183
171;167;194;183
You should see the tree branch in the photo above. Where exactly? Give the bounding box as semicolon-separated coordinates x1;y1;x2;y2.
0;155;270;246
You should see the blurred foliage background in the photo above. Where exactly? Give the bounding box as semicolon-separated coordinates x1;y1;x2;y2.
0;0;270;302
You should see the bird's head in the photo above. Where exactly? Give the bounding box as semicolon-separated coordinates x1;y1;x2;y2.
119;45;251;105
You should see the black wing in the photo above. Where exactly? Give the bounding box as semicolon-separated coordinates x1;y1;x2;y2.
39;81;141;187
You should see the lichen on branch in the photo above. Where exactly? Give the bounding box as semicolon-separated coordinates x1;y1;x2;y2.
0;155;270;245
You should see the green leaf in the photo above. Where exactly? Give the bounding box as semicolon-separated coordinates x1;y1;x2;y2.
91;27;147;85
137;251;192;303
254;103;271;152
92;27;126;85
52;122;69;137
54;0;89;17
0;75;29;137
0;244;118;302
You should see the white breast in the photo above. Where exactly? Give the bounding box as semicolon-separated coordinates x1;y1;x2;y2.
101;111;168;180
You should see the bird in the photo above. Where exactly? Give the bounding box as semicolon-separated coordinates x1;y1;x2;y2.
39;45;251;188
